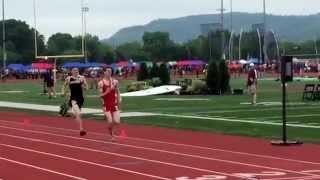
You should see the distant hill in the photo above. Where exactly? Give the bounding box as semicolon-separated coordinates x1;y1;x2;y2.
103;12;320;45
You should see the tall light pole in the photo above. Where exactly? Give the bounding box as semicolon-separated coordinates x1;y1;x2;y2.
2;0;6;72
257;29;263;63
229;30;234;61
314;38;318;55
221;0;224;30
239;28;243;60
263;0;266;33
33;0;38;59
218;0;226;60
263;0;267;64
230;0;233;32
271;29;280;60
82;5;89;63
229;0;233;61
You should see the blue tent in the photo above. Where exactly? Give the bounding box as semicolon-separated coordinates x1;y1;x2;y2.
62;62;85;69
8;64;26;72
62;62;109;69
85;63;108;68
247;58;259;65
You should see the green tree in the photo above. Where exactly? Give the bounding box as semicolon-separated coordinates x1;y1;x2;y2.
137;62;149;81
85;35;101;60
116;41;144;60
74;34;104;61
184;38;203;59
219;60;230;94
206;60;220;94
0;19;45;64
47;33;74;55
143;32;174;61
99;43;116;64
159;64;170;85
149;62;159;78
169;44;189;60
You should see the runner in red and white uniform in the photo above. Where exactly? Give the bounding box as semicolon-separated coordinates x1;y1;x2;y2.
247;63;258;105
98;67;121;140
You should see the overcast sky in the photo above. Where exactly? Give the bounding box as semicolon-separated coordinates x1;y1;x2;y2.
4;0;320;40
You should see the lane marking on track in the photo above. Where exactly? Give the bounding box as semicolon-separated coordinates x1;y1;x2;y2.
0;157;87;180
0;143;171;180
0;133;242;179
1;119;320;166
262;176;319;180
0;125;318;178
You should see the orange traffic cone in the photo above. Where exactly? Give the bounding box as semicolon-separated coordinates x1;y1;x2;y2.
23;119;31;125
119;129;128;140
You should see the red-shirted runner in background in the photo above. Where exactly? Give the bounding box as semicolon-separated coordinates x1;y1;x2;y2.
247;63;258;105
98;67;122;141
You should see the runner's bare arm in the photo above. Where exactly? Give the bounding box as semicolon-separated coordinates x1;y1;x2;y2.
98;81;105;98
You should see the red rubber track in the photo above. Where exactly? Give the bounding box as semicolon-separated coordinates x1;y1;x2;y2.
0;112;320;180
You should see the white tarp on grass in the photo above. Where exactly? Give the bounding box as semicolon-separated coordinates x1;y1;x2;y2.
154;98;209;101
121;85;182;97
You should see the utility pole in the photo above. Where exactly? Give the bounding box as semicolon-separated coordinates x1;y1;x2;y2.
230;0;233;31
230;0;233;60
263;0;267;64
220;0;226;60
2;0;6;73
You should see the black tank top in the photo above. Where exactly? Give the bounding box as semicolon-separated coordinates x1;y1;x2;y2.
69;76;83;99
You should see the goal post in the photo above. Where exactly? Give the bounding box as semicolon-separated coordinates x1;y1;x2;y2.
33;0;86;60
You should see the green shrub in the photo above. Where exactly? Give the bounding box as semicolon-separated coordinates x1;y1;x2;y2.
149;62;159;79
219;60;231;94
159;64;170;85
180;79;207;95
137;62;149;81
190;80;207;94
206;60;220;94
127;82;148;92
147;77;162;87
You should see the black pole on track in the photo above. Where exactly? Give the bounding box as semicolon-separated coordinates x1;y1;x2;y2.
271;56;303;146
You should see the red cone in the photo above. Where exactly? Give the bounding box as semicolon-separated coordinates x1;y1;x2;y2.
119;129;128;139
23;119;31;125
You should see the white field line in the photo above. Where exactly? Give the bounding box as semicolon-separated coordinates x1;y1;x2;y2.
154;113;320;129
192;106;320;115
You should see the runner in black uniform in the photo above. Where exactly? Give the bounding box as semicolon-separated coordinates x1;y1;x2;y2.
62;68;88;136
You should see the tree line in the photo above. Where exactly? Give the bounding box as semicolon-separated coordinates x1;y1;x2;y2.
1;19;320;65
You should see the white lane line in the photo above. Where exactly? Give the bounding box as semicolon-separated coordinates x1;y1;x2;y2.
264;176;320;180
0;157;87;180
261;114;320;120
0;133;242;179
192;106;320;114
1;119;320;166
0;143;170;180
0;125;317;178
155;113;320;129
